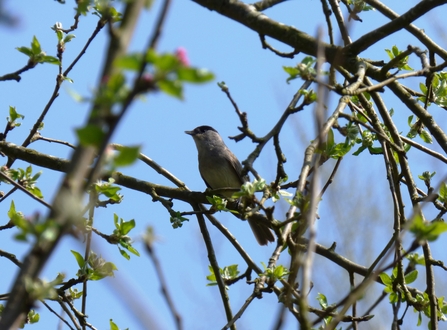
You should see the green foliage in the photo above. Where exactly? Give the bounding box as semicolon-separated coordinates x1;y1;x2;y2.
71;250;117;281
260;262;289;285
110;319;119;330
419;72;447;108
76;124;106;148
409;214;447;242
26;309;40;325
109;319;129;330
299;89;317;104
352;130;383;156
206;264;239;289
111;213;140;260
7;165;43;198
285;191;309;214
66;287;83;300
206;195;232;213
25;273;64;301
13;309;41;328
7;106;24;128
8;200;29;241
93;2;122;23
384;45;413;71
271;182;293;203
52;22;76;45
115;49;214;99
16;36;60;67
95;72;129;109
438;182;447;204
406;115;433;144
406;252;426;267
7;201;62;242
283;56;317;83
314;293;347;329
169;211;189;229
233;178;266;198
315;128;357;160
75;0;92;15
112;145;141;167
346;0;374;11
418;171;436;189
147;49;214;98
94;178;123;203
380;266;418;304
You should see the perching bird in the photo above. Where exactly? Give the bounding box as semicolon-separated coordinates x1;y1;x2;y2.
185;125;274;245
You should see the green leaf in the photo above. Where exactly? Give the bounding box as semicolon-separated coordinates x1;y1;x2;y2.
316;293;328;309
406;252;426;266
64;34;76;43
16;46;33;57
389;292;399;304
8;106;25;122
283;66;300;76
177;67;214;83
76;124;105;147
407;115;414;127
90;261;117;280
7;200;17;219
42;56;61;65
158;79;183;99
352;145;367;156
404;270;418;284
114;53;143;71
28;310;40;324
148;51;179;71
410;214;447;242
55;29;63;41
31;36;41;55
119;248;130;260
379;272;392;286
419;129;433;144
126;244;140;256
95;179;122;202
107;73;126;93
29;186;43;199
113;213;120;230
110;319;119;330
206;265;217;284
206;195;230;212
120;219;135;235
71;250;85;268
392;45;399;57
113;146;140;167
170;212;189;228
301;89;317;104
206;264;239;288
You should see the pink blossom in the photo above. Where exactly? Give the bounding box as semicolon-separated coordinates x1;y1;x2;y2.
175;47;189;66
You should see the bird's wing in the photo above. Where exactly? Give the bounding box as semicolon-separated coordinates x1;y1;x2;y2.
226;149;246;185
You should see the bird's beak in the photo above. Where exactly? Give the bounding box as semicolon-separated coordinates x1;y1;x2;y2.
185;130;194;135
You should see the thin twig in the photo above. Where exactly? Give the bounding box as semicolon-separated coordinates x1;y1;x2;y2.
193;203;235;330
144;233;183;330
221;293;256;330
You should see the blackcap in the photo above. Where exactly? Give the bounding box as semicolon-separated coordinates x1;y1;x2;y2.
185;125;274;245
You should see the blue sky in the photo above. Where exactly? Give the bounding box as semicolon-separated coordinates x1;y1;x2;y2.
0;1;446;329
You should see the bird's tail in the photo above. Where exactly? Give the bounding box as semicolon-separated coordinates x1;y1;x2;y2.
247;214;275;246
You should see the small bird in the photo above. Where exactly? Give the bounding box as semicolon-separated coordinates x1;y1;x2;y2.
185;125;274;245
